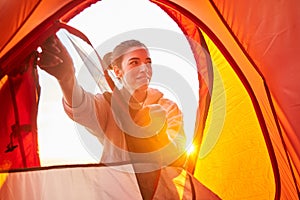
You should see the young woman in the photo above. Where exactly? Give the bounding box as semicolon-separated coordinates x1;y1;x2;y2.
38;36;186;199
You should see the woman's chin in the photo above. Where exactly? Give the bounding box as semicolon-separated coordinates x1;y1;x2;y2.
131;85;148;98
137;84;149;92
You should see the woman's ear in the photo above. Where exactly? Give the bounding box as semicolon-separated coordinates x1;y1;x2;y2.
113;65;123;78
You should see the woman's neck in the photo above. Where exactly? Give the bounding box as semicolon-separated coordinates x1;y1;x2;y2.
132;89;147;103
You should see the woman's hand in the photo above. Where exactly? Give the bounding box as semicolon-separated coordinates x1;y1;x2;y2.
131;104;167;138
37;35;75;82
38;35;84;107
134;104;166;129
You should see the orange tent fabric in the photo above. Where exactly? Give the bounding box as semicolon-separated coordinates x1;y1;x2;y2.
0;62;40;169
0;0;299;199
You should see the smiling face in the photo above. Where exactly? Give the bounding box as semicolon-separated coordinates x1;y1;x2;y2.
114;47;153;95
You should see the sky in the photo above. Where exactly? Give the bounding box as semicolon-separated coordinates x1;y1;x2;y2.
37;0;198;166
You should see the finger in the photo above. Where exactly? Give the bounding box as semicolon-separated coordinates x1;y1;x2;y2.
40;35;62;54
37;51;63;68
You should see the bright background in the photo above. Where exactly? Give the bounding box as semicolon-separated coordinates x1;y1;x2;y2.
37;0;198;166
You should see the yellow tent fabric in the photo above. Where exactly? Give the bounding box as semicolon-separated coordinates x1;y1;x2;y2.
194;32;275;199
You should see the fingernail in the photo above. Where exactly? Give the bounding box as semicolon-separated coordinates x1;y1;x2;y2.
54;56;63;65
55;48;61;53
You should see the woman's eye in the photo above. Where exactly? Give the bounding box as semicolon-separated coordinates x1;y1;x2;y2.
129;60;139;66
146;58;152;65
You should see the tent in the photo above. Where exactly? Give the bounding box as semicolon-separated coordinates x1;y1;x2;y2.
0;0;299;199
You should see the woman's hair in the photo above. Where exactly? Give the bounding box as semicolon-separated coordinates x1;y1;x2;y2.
109;39;148;68
102;52;112;70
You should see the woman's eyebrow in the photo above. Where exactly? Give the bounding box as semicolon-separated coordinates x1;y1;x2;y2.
127;57;151;63
128;57;140;62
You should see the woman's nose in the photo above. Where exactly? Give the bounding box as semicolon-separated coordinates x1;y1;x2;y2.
142;63;151;70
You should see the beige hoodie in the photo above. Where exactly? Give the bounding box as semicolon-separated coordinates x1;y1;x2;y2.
63;87;186;170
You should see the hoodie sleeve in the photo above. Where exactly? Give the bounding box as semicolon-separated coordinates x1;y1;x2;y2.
62;91;109;143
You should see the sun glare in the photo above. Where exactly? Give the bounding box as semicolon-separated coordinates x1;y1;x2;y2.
187;144;195;155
